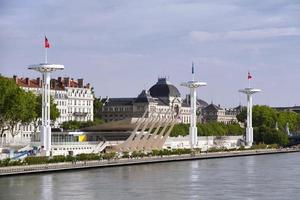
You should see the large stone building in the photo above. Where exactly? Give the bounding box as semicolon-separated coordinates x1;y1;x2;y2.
14;76;94;124
100;78;193;123
1;76;94;145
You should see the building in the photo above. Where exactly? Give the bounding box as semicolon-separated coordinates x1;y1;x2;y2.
273;106;300;114
183;94;209;122
202;103;241;124
100;78;194;124
14;76;94;124
0;76;94;145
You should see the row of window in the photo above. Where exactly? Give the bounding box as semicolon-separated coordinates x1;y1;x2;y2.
68;99;92;106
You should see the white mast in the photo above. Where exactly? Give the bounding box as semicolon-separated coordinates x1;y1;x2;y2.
181;63;207;149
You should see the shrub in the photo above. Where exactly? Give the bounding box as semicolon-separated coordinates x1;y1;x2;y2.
25;156;48;165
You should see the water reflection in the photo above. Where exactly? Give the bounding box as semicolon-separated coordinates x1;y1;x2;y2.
1;153;300;200
40;175;53;200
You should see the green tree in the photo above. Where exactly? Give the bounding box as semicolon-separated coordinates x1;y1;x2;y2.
0;76;18;136
237;105;299;146
171;122;243;137
61;119;103;131
93;97;103;120
0;76;37;137
236;107;247;123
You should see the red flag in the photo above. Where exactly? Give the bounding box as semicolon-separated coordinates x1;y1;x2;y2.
45;36;50;48
248;71;252;80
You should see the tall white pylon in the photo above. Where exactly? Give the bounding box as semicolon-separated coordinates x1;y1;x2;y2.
181;63;207;148
239;72;261;147
28;36;64;156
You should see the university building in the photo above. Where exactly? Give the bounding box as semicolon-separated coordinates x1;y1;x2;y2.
202;103;242;124
100;78;193;123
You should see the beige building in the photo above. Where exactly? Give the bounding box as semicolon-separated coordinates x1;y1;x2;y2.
100;78;192;123
202;103;242;124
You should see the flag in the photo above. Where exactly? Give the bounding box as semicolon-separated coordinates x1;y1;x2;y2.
192;62;194;74
45;36;50;48
248;71;252;80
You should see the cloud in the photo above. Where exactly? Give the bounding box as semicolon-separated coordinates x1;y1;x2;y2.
189;27;300;42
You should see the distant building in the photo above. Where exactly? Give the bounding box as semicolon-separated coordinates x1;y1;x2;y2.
273;106;300;114
202;103;242;124
100;78;206;124
182;94;209;122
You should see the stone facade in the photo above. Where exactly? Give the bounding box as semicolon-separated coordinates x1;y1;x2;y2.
202;103;242;124
99;78;192;124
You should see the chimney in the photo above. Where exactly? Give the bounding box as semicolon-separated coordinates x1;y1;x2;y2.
78;78;83;88
58;77;62;83
25;78;30;86
63;77;70;87
37;77;41;87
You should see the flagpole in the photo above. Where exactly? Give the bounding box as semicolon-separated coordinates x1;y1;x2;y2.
45;47;48;64
192;62;195;81
248;77;250;88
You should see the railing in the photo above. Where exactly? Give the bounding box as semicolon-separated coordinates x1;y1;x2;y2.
30;141;100;146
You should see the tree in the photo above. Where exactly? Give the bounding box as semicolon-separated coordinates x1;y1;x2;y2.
93;97;103;120
61;119;103;131
236;107;247;123
237;105;299;146
170;122;243;137
0;76;37;137
0;76;18;136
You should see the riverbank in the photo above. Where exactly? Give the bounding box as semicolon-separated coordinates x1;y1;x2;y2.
1;148;299;176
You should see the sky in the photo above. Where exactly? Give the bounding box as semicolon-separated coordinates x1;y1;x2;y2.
1;0;300;107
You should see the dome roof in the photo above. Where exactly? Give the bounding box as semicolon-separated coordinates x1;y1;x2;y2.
149;78;181;98
134;90;155;103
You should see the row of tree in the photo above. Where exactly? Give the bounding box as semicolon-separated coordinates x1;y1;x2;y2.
61;118;103;131
170;122;243;137
237;105;300;146
0;76;59;138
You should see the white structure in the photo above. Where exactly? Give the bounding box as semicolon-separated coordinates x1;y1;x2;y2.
181;64;207;148
164;135;243;150
238;88;261;146
28;63;64;156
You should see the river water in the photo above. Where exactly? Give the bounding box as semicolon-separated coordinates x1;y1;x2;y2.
1;152;300;200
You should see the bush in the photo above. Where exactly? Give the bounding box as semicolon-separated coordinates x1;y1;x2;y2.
76;153;100;161
102;152;116;160
122;152;130;158
48;155;66;163
25;156;48;165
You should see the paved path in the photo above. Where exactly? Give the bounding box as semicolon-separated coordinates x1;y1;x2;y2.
1;148;299;176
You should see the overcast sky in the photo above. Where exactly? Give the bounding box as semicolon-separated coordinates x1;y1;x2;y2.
1;0;300;107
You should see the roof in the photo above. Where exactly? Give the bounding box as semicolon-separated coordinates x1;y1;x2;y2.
102;98;135;106
203;103;223;111
134;90;155;103
149;78;181;98
197;99;209;108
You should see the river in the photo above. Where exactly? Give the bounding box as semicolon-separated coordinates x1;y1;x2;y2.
1;152;300;200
